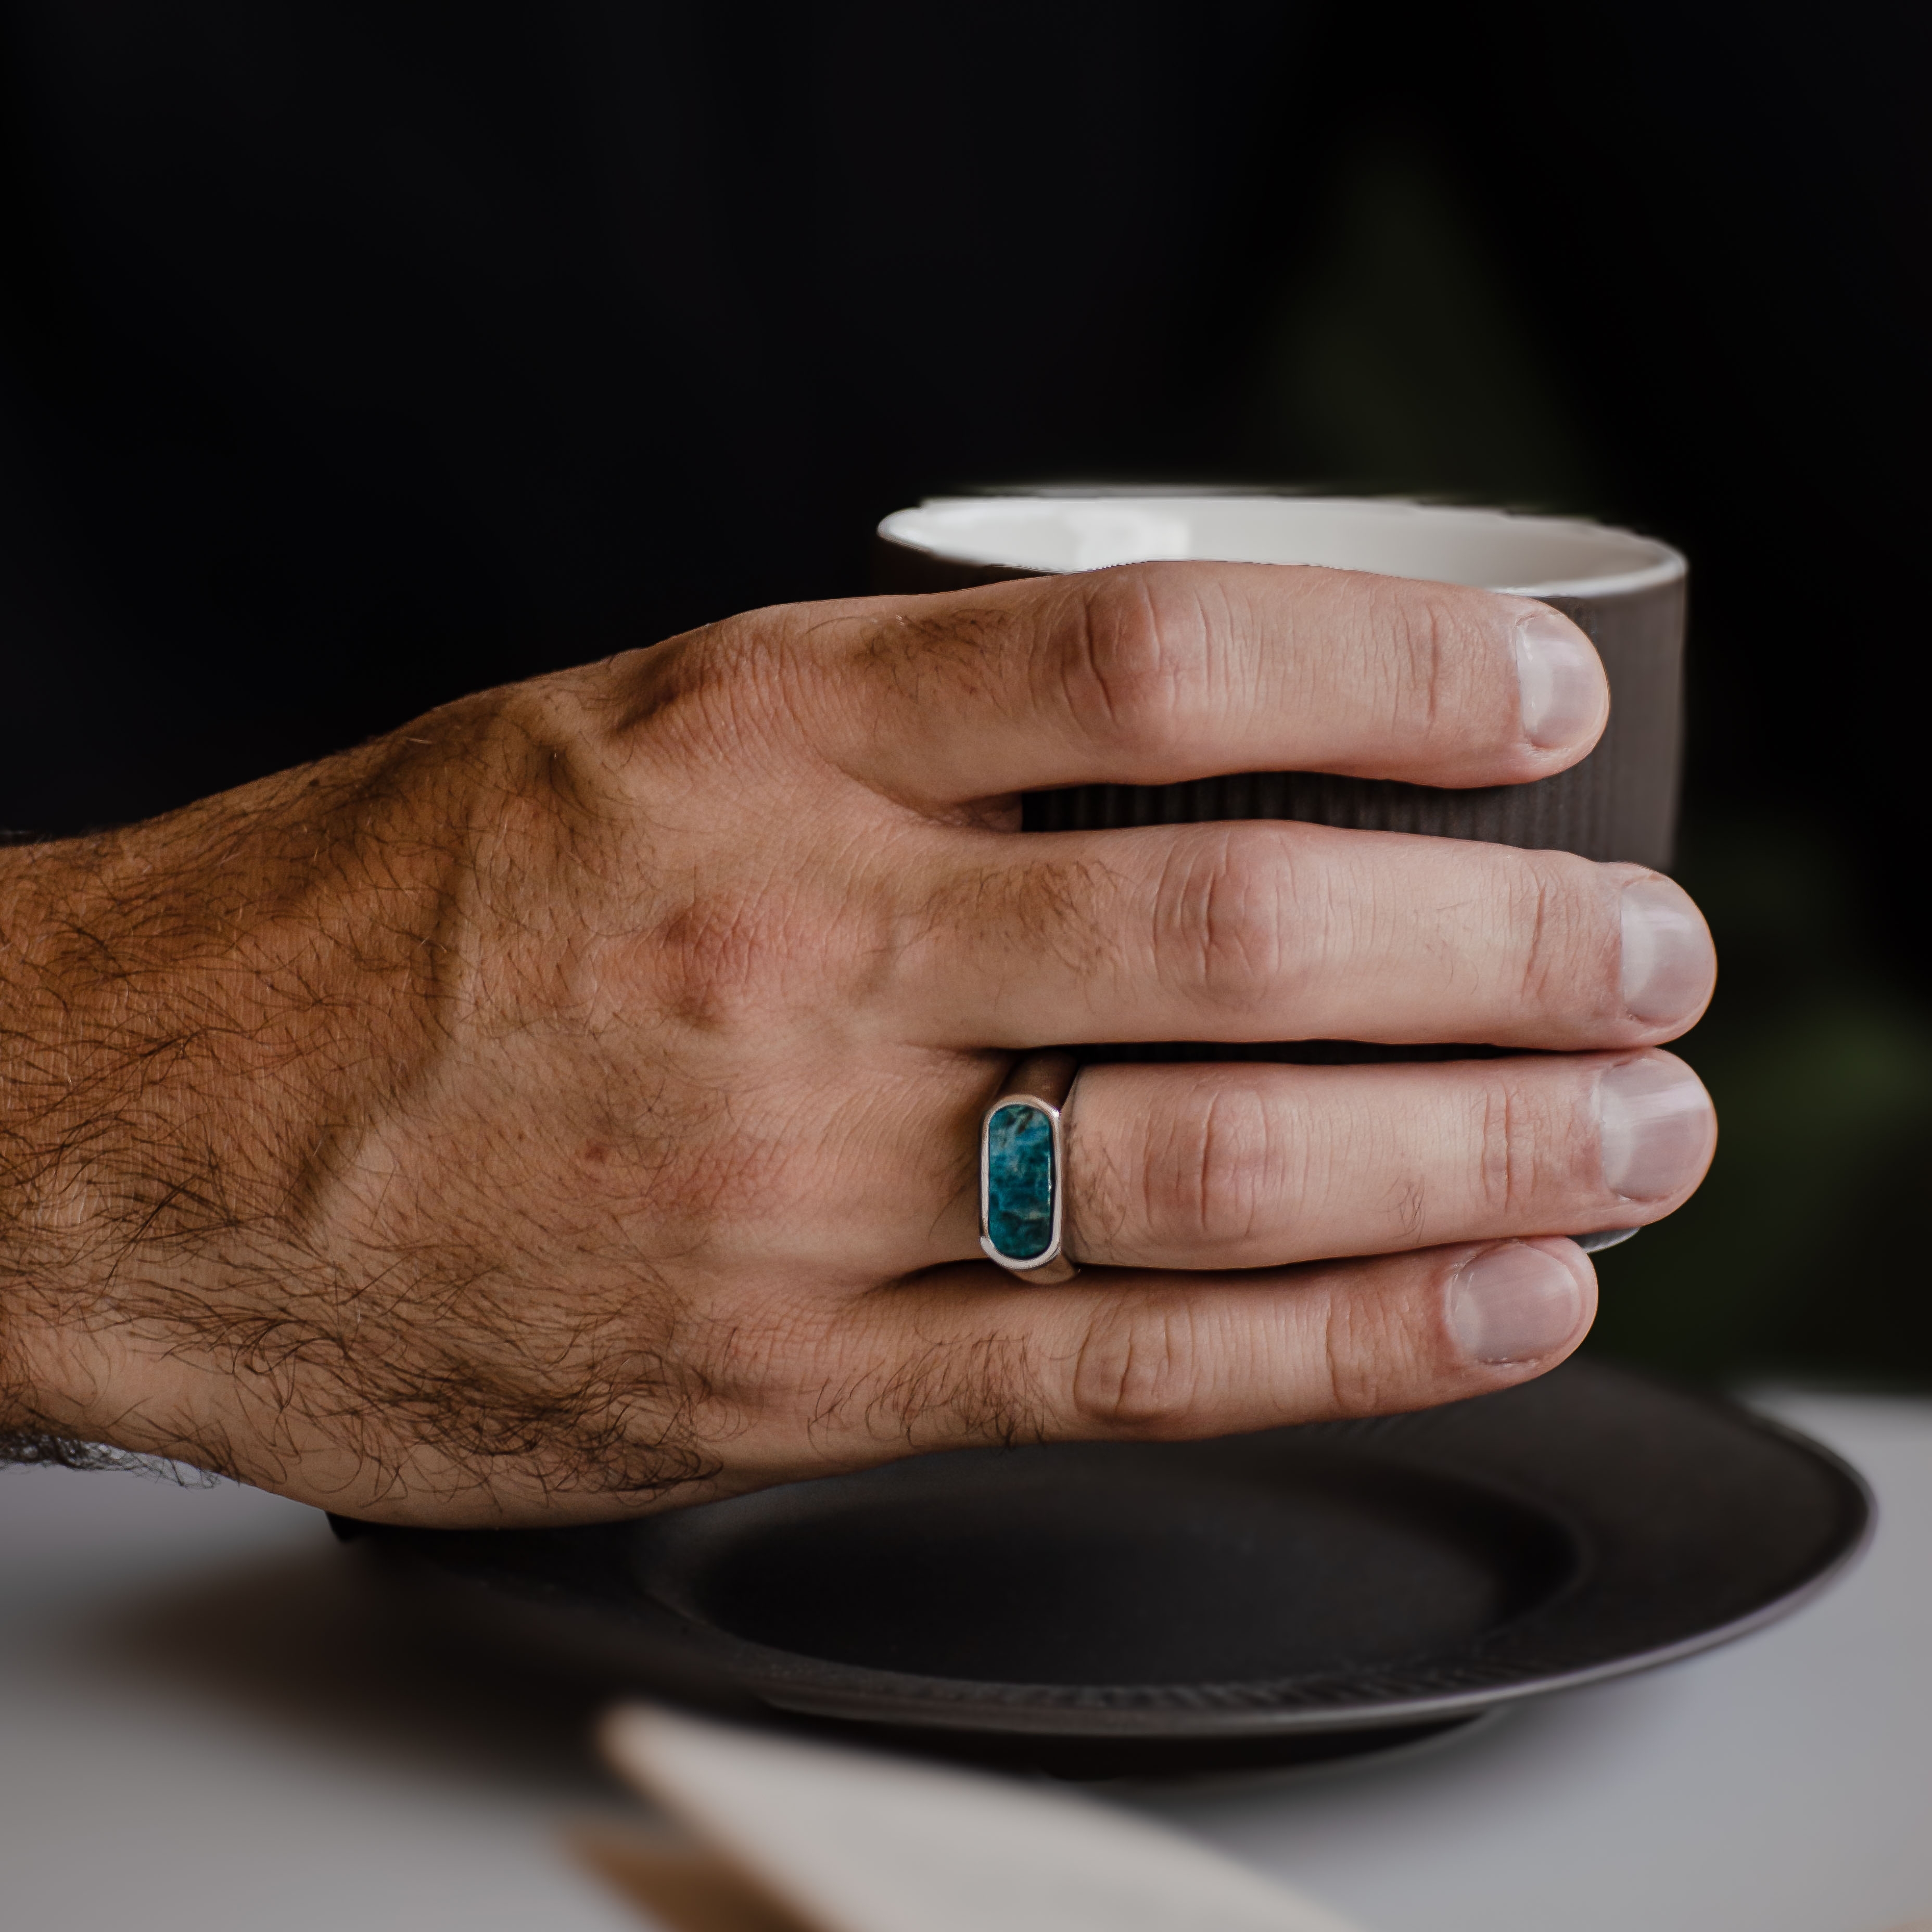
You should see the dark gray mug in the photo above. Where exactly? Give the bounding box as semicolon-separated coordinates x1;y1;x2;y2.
875;492;1685;870
875;493;1689;1255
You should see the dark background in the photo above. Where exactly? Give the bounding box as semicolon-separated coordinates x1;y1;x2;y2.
3;3;1926;1387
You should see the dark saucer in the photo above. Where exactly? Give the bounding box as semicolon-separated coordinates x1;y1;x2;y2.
336;1356;1869;1777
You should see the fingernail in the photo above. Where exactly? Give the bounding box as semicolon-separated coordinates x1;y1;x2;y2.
1514;607;1603;748
1598;1057;1714;1200
1449;1242;1585;1364
1619;874;1714;1023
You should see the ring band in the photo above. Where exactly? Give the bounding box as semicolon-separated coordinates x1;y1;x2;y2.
979;1049;1080;1284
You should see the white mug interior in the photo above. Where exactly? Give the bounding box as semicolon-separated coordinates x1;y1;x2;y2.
877;494;1684;600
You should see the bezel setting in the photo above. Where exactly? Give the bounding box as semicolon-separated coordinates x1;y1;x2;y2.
978;1094;1068;1278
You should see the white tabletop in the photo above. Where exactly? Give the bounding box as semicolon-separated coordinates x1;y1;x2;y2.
3;1390;1928;1932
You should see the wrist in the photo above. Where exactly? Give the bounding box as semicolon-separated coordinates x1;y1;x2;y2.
0;743;447;1469
1;832;231;1455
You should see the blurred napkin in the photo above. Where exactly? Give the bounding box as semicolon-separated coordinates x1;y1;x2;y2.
600;1704;1366;1932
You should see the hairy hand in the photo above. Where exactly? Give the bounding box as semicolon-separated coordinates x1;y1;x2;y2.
0;566;1715;1523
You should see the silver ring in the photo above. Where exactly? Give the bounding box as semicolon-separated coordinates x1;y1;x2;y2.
979;1050;1080;1284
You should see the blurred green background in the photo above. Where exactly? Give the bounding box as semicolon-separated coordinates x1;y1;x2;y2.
1254;129;1932;1391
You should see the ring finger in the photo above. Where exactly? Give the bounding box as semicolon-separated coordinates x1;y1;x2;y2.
1046;1049;1715;1269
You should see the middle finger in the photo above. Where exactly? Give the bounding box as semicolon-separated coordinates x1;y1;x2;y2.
899;820;1714;1051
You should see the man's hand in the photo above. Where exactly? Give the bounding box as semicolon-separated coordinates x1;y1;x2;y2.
0;565;1715;1524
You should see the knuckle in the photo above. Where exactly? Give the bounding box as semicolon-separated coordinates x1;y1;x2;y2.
649;889;779;1028
646;880;849;1033
1506;851;1619;1018
1319;1277;1426;1418
1153;827;1286;1008
1056;571;1200;756
1377;585;1458;735
1137;1086;1276;1253
1072;1294;1210;1434
1470;1078;1560;1216
612;613;795;754
1371;582;1513;748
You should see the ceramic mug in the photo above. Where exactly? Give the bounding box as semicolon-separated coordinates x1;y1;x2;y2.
874;493;1690;1253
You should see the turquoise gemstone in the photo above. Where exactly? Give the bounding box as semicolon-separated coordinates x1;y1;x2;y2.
986;1102;1055;1262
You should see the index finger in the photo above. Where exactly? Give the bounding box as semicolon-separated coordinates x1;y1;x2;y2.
820;562;1606;808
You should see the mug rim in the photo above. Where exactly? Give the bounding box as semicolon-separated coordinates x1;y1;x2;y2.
878;493;1686;601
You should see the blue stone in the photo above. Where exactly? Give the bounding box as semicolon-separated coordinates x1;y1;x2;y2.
986;1102;1055;1262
